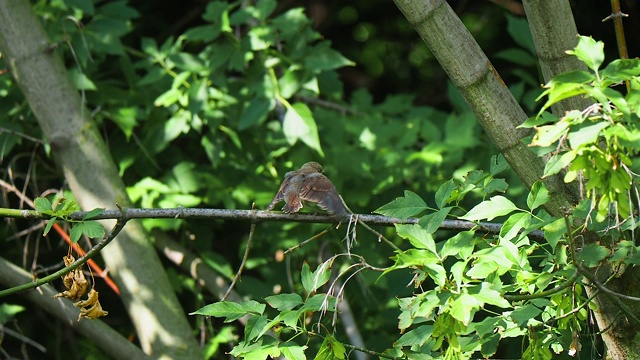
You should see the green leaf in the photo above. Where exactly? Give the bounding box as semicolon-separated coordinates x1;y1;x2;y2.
34;197;53;213
510;304;542;327
435;179;456;209
314;334;346;360
450;292;482;325
395;325;434;347
43;218;56;236
300;294;336;313
542;152;574;178
282;102;324;156
527;181;549;211
239;97;273;130
305;42;354;73
568;121;609;149
601;58;640;86
530;121;569;147
579;243;610;267
538;82;588;114
168;52;206;73
0;303;25;323
566;36;605;72
418;207;452;234
518;112;559;129
264;293;303;311
462;196;518;221
68;69;97;91
191;300;266;322
440;231;474;260
489;154;509;175
82;208;105;220
374;190;428;220
301;261;331;294
77;220;105;239
499;212;531;242
396;224;437;254
279;342;308;360
482;178;508;196
244;314;269;342
70;224;83;243
468;283;510;308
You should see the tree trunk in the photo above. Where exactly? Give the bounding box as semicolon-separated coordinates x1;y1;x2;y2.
522;1;640;356
0;1;202;358
392;0;640;357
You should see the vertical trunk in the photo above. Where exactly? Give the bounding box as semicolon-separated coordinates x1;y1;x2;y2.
0;1;202;358
523;1;640;356
393;0;640;357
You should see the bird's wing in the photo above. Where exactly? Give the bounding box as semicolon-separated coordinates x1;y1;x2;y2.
299;173;349;216
265;171;295;210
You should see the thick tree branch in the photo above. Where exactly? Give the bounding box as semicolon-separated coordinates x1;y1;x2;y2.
0;257;152;360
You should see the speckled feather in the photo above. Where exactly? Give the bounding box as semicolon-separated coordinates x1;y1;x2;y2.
266;162;349;217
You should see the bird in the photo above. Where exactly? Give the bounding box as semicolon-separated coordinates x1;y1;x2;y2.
266;162;349;217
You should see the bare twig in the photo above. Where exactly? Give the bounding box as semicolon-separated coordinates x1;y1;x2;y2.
0;210;128;298
222;204;258;301
0;206;546;239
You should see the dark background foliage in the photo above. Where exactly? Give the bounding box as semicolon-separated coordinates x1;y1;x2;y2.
1;0;637;358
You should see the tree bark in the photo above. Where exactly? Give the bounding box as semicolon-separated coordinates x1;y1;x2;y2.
391;0;579;218
0;257;153;360
523;1;640;357
392;0;640;357
0;1;202;358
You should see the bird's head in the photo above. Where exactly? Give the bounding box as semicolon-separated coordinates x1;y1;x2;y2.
300;162;323;174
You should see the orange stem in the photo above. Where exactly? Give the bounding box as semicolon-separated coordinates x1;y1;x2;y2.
52;222;120;295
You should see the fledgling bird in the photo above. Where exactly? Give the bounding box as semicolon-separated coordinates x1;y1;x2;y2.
266;162;349;217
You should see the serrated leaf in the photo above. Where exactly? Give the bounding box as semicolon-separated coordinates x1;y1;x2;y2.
80;220;106;238
435;179;456;209
418;207;452;234
500;212;531;242
579;243;610;267
489;154;509;175
510;304;542;327
566;36;605;72
395;224;437;254
191;300;265;322
314;334;346;360
568;121;609;149
70;224;83;243
395;325;434;347
462;196;518;221
83;208;105;220
450;293;482;325
264;293;303;311
530;121;569;147
305;42;354;73
43;218;56;236
279;342;308;360
374;190;427;220
301;261;331;294
244;314;269;342
34;197;53;213
282;102;324;156
468;282;510;308
527;181;550;211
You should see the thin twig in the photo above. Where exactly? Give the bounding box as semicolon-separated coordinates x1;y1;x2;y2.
565;216;640;325
0;211;128;298
284;227;331;255
0;206;545;239
222;205;257;300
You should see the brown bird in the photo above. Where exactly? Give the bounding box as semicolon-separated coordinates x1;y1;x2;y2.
266;162;349;217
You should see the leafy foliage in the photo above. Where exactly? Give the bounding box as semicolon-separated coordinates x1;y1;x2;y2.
521;36;640;223
3;0;638;358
